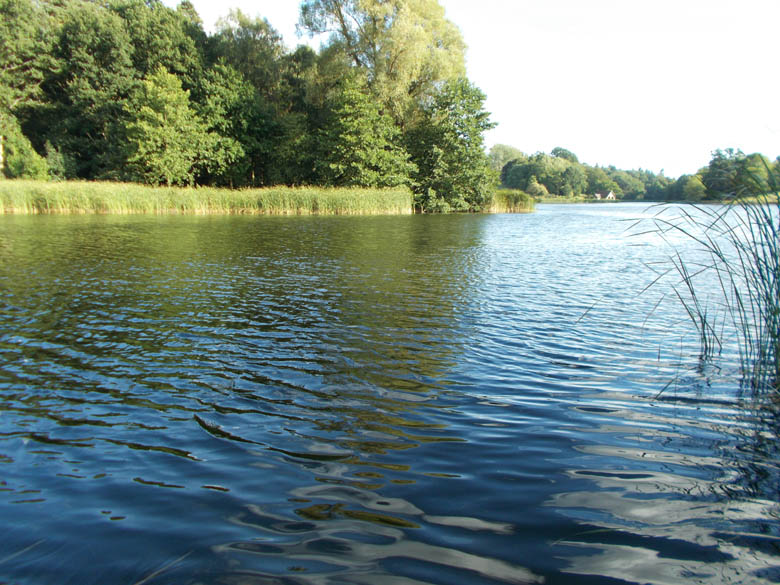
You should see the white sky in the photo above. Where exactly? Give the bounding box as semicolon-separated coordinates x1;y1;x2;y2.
170;0;780;178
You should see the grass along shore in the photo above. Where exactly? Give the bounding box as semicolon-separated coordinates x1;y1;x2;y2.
0;180;535;215
0;180;414;215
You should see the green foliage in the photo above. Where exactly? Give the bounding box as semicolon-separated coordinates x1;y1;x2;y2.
0;0;500;209
405;78;496;211
317;76;415;188
108;0;203;88
503;151;588;197
0;116;47;179
526;176;549;199
0;0;52;116
551;146;578;163
586;166;621;197
124;66;213;186
209;9;285;97
299;0;465;118
488;145;525;173
36;0;137;178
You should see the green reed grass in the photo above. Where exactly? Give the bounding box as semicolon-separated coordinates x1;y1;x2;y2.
638;172;779;396
486;189;535;213
0;180;414;215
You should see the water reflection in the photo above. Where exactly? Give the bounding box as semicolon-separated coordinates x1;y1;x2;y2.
0;207;778;584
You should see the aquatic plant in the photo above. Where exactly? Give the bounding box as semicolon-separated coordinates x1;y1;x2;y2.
0;180;414;215
640;167;779;396
486;188;535;213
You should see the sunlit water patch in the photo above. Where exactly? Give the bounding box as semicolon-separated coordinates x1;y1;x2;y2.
0;205;777;584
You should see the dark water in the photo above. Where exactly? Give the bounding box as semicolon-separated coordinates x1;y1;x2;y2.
0;204;777;585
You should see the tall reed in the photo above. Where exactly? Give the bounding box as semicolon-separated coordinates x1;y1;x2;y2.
0;180;414;215
486;189;535;213
639;172;779;396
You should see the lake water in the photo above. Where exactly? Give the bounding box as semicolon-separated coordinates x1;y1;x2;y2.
0;203;778;584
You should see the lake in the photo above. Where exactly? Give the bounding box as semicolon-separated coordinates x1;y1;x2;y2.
0;203;777;584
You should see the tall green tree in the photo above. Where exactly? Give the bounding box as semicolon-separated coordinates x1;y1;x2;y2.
702;148;744;198
405;78;496;211
34;1;137;178
0;0;52;118
208;9;285;98
489;144;525;173
299;0;465;118
551;146;579;163
315;75;415;187
124;66;213;186
108;0;204;89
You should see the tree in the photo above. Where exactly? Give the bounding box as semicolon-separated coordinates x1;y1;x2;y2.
586;166;621;196
489;144;525;173
208;9;285;98
0;0;52;117
124;66;212;186
551;146;578;163
316;75;415;187
299;0;465;118
702;148;744;198
681;174;706;201
108;0;204;89
0;115;47;178
31;1;137;178
405;78;496;211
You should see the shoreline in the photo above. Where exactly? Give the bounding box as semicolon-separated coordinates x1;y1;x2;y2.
0;180;535;215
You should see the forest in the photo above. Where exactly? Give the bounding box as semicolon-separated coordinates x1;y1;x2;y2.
1;0;777;211
0;0;496;212
490;144;780;202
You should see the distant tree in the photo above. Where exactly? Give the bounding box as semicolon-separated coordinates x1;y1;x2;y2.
500;157;526;187
551;146;579;163
586;166;621;197
738;152;773;195
208;9;285;98
404;78;496;211
606;167;645;199
702;148;744;198
489;144;525;172
682;174;707;201
563;163;587;195
526;176;549;199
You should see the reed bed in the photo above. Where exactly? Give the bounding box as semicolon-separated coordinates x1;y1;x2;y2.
0;180;414;215
639;187;779;396
486;189;535;213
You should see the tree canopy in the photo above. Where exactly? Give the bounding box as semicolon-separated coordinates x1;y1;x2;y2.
2;0;775;208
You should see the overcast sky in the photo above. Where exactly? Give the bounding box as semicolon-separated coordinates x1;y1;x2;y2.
168;0;779;178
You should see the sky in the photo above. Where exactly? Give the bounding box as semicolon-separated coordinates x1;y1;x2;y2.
167;0;779;178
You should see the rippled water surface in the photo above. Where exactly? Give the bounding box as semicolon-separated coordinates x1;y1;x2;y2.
1;204;778;584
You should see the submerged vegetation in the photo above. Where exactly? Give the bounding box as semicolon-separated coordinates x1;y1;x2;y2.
0;0;498;213
0;180;414;215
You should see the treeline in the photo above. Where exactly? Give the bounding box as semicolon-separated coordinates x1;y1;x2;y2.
491;145;780;201
0;0;496;212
